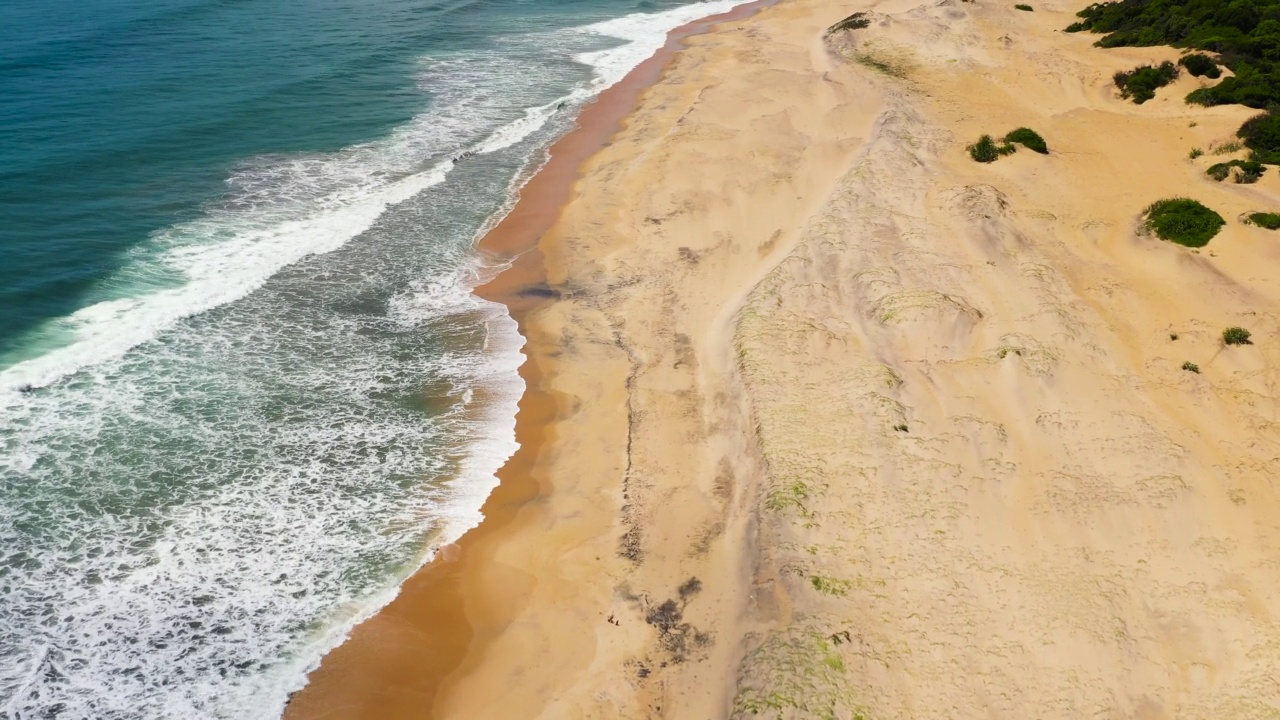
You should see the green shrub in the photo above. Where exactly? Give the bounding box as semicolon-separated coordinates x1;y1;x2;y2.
1190;147;1204;159
1203;158;1264;181
1015;3;1033;10
1170;332;1179;340
1181;361;1200;373
1004;127;1049;153
1143;198;1226;247
1238;110;1280;164
827;12;870;33
1248;211;1280;229
1179;53;1222;79
968;134;1016;162
1223;327;1253;345
1207;159;1267;183
1113;61;1179;104
1235;160;1266;183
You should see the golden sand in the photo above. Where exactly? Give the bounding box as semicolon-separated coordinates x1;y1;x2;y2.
292;0;1280;716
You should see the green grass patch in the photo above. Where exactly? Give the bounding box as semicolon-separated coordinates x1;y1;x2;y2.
1248;211;1280;229
1113;61;1179;104
1004;127;1048;154
1143;198;1225;247
1223;326;1253;345
809;575;853;597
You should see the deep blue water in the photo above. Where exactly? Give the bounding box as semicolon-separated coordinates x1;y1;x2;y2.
0;0;745;717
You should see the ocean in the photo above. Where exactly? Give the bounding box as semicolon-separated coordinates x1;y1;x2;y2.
0;0;742;716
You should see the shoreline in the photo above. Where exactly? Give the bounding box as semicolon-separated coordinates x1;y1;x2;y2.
283;2;775;716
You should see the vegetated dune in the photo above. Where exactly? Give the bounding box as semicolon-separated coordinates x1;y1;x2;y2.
427;0;1280;717
736;1;1280;717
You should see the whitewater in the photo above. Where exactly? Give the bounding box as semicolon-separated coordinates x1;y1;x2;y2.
0;2;748;719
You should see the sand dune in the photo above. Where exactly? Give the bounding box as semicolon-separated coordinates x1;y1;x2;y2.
290;0;1280;716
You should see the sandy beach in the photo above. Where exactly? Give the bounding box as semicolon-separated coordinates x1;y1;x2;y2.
290;0;1280;716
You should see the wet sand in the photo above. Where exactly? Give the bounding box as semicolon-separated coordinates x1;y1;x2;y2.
283;3;774;718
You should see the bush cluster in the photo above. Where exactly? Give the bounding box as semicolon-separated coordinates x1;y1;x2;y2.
968;134;1016;162
1015;3;1034;10
1143;198;1226;247
1067;0;1280;113
1179;52;1222;78
968;128;1049;161
1113;61;1179;104
1206;159;1267;183
1248;211;1280;229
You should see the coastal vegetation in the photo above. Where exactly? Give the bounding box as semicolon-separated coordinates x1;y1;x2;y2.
1247;211;1280;228
1112;61;1179;104
1005;127;1049;153
1224;326;1253;345
1015;4;1034;10
1179;52;1221;79
1142;198;1225;247
1068;0;1280;159
1238;109;1280;162
1207;159;1266;182
827;11;870;33
1182;361;1201;373
969;135;1015;162
968;128;1049;161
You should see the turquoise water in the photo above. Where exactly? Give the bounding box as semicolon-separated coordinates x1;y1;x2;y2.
0;0;744;717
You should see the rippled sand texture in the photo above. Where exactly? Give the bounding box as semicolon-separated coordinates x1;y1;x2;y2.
315;0;1280;716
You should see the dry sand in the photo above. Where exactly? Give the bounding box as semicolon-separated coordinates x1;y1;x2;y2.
290;0;1280;717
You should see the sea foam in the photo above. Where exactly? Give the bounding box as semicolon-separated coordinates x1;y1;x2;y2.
0;1;751;718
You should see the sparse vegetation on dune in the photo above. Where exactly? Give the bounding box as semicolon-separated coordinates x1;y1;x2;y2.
968;134;1016;162
968;128;1049;161
1247;211;1280;229
827;11;870;34
1015;3;1034;10
1113;61;1179;104
1224;326;1253;345
1182;361;1201;373
1005;127;1048;153
1207;159;1266;183
1143;198;1225;247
